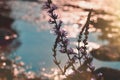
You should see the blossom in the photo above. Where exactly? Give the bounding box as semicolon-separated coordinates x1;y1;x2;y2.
60;30;67;37
59;48;66;53
67;47;76;54
62;38;69;46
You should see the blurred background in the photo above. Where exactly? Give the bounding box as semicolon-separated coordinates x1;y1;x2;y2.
0;0;120;80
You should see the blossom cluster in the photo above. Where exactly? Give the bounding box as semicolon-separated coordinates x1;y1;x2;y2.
43;0;102;80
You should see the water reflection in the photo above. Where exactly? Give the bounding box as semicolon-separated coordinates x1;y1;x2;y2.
0;16;21;79
92;18;120;45
1;0;120;79
0;15;20;55
90;10;120;61
0;13;44;80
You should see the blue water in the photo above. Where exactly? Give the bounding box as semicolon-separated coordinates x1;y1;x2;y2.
12;20;120;73
12;20;57;72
